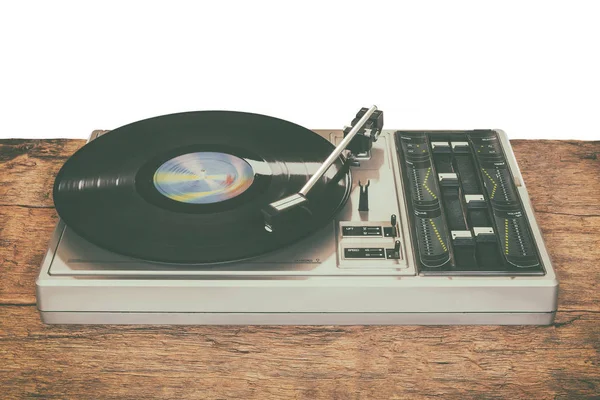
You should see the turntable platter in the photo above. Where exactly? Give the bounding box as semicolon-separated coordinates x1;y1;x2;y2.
53;111;351;264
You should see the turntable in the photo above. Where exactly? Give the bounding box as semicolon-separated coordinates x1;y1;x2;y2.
36;106;558;325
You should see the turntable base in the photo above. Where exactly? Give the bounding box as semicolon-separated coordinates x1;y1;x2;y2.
36;127;559;325
1;136;599;399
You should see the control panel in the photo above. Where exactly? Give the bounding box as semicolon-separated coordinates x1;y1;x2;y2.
338;219;406;269
328;130;411;272
396;130;545;276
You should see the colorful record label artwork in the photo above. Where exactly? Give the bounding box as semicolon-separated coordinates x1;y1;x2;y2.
153;152;255;204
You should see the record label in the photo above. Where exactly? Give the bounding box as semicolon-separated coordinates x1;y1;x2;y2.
153;152;255;204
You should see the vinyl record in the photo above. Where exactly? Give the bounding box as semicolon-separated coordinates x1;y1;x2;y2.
53;111;351;264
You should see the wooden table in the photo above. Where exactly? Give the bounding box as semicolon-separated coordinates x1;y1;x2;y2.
1;137;599;399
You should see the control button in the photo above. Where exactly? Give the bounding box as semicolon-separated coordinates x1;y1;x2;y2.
342;226;382;237
344;247;385;259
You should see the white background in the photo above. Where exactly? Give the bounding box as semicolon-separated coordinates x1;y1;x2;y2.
0;0;598;140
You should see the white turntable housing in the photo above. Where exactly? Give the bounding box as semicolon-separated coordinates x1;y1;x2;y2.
37;128;558;325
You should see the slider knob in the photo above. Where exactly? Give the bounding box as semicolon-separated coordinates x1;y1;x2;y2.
358;180;370;212
392;240;401;259
390;214;397;237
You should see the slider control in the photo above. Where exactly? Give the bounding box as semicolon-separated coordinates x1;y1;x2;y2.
384;214;398;237
358;180;370;212
451;141;470;153
386;240;402;260
431;142;451;153
465;194;486;209
438;172;459;187
391;240;401;259
473;227;496;242
451;230;474;246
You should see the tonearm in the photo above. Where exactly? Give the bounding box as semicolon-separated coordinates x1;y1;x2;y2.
262;105;384;232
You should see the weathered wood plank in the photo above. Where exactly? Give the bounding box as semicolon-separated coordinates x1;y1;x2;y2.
0;139;85;208
0;207;58;305
1;306;599;400
511;140;600;217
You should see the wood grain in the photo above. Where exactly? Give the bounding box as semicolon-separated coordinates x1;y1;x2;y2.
1;306;599;400
0;137;599;399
